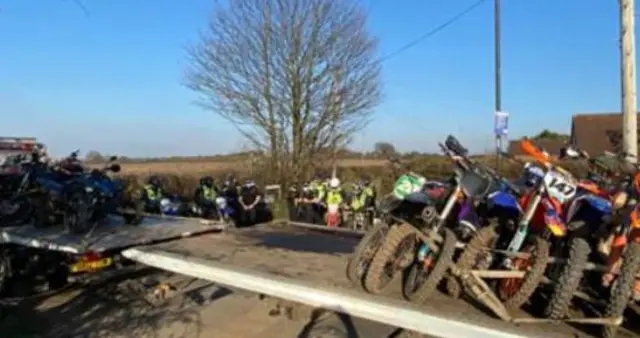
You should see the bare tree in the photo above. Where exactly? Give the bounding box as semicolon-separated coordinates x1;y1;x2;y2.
85;150;104;163
185;0;382;183
374;141;396;157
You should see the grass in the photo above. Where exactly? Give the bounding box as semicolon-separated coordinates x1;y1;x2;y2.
106;155;593;202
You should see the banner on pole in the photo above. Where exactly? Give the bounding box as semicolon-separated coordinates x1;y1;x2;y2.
494;111;509;137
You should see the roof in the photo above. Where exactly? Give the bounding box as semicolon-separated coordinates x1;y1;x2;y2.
570;112;639;155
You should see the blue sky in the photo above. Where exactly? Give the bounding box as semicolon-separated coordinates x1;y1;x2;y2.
0;0;623;157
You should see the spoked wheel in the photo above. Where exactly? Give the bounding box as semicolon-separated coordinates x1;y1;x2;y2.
544;237;591;319
65;200;91;235
403;227;457;303
364;223;417;294
346;222;389;288
601;242;640;338
446;224;498;299
496;236;550;310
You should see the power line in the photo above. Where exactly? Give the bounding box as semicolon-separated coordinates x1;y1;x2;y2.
378;0;489;63
69;0;90;16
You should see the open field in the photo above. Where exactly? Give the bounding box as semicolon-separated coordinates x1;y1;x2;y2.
104;154;596;202
117;158;388;176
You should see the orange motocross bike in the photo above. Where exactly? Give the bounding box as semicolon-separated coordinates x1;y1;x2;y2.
593;153;640;338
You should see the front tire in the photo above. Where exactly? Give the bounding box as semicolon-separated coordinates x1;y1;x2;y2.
364;223;416;294
544;237;591;319
345;222;389;288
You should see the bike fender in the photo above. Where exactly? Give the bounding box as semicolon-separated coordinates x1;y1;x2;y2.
487;190;522;213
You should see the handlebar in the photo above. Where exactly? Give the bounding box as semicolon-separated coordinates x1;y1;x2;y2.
441;137;523;196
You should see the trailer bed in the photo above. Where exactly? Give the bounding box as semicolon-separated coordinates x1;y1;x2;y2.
137;223;638;338
0;216;225;254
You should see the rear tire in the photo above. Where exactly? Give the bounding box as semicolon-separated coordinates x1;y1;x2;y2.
346;222;389;288
544;237;591;319
601;242;640;338
403;227;456;303
364;223;416;294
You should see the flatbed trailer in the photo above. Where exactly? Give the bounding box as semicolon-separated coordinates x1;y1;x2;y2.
120;221;640;338
2;219;639;338
0;216;225;294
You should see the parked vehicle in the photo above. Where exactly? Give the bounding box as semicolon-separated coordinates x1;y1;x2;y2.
364;135;508;303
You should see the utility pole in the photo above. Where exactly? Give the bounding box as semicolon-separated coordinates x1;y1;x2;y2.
621;0;637;162
494;0;503;169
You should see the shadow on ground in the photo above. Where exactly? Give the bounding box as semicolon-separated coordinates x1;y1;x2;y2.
237;227;359;255
0;273;231;338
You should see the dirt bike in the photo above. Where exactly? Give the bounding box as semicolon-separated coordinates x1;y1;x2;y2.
575;151;640;338
449;139;572;313
345;160;449;289
363;135;503;303
343;206;375;231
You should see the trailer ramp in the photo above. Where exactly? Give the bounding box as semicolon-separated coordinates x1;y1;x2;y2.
121;223;617;338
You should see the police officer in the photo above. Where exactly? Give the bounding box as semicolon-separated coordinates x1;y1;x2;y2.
325;177;345;203
359;177;377;224
324;177;346;225
194;176;220;219
239;180;261;226
286;182;300;221
309;173;328;224
299;181;315;223
142;175;165;213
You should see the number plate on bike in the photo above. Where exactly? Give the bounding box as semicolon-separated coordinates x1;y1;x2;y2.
543;171;577;203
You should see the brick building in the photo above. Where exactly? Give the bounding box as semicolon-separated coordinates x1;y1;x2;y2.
508;113;636;156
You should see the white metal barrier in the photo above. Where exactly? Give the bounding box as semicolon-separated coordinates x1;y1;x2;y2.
122;246;548;338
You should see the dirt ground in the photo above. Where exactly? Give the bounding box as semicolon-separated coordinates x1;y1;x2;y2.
147;224;640;338
1;275;308;338
1;270;399;338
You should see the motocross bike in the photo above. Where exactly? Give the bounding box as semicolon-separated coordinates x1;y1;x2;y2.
450;139;579;312
54;152;129;234
363;136;501;303
579;151;640;338
526;145;616;320
345;161;450;289
342;191;375;231
82;156;143;226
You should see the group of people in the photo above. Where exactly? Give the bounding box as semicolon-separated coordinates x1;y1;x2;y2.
286;174;377;225
141;174;263;225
